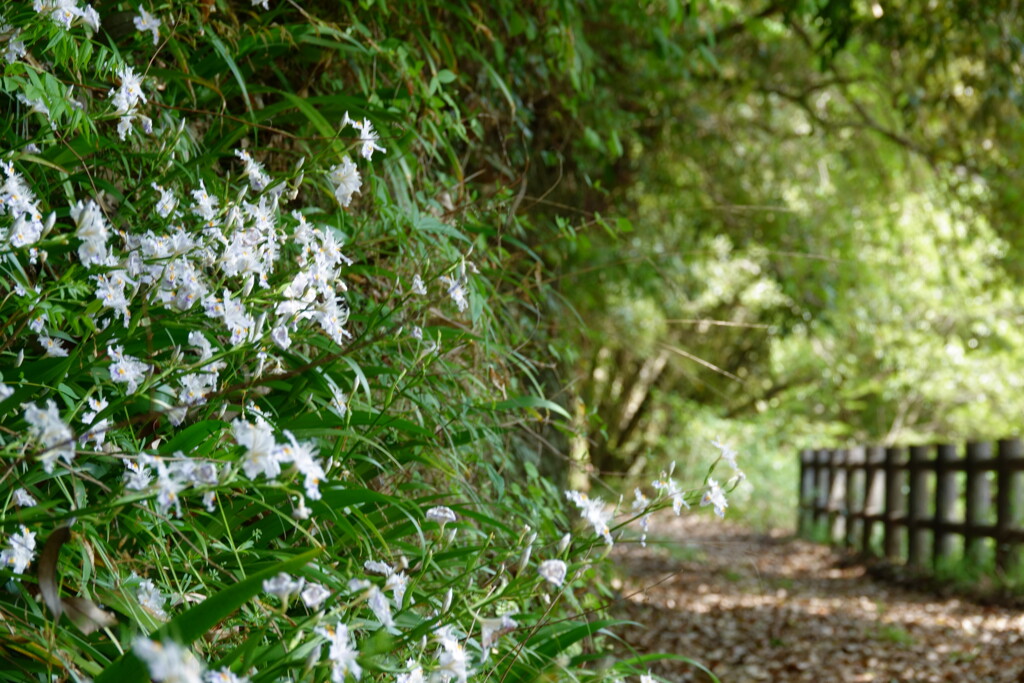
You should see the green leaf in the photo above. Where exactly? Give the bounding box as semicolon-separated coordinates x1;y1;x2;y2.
483;395;571;421
207;33;253;116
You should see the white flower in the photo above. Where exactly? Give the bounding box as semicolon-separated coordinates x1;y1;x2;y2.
111;65;146;115
235;149;271;192
33;0;96;31
426;505;456;527
251;0;270;10
271;324;291;350
700;478;728;518
711;438;740;470
315;622;362;682
133;7;160;45
411;274;427;295
12;488;36;507
133;638;204;683
342;112;386;160
81;392;109;449
480;614;517;650
71;199;112;267
652;469;689;515
191;180;219;221
110;64;147;137
3;29;26;63
16;93;49;119
538;559;567;587
329;157;361;207
205;670;249;683
396;660;425;683
565;490;614;545
152;458;186;517
38;335;69;357
1;525;37;574
436;633;469;683
136;576;168;620
179;372;216;406
232;418;282;480
276;431;325;500
301;582;330;610
152;183;178;218
362;558;408;607
123;458;152;492
323;376;348;418
108;344;149;394
439;274;468;312
364;559;393;576
94;271;136;324
367;585;394;628
263;572;304;602
24;399;75;472
0;382;14;401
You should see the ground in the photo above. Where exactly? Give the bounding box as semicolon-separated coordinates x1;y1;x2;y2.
612;513;1024;682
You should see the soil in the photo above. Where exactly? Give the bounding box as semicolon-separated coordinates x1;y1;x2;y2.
612;513;1024;682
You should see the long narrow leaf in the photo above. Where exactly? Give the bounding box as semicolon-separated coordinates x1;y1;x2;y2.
95;548;322;682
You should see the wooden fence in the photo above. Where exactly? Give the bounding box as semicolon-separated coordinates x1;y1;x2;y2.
797;439;1024;575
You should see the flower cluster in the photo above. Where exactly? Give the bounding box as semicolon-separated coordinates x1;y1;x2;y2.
1;160;47;248
1;526;36;574
232;419;326;500
0;3;739;681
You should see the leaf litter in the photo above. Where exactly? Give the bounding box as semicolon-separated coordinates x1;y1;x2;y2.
611;513;1024;682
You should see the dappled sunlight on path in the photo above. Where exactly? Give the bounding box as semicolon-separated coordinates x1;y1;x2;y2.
613;514;1024;682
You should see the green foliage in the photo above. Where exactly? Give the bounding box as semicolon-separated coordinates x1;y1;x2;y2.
0;1;719;682
508;0;1024;529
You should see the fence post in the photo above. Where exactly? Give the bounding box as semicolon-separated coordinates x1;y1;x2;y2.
798;449;816;537
884;446;906;561
907;445;930;569
964;441;992;567
934;443;958;566
845;446;864;549
863;445;885;556
830;449;848;543
995;438;1023;575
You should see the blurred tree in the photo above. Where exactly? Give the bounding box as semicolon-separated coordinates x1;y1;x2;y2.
498;0;1024;479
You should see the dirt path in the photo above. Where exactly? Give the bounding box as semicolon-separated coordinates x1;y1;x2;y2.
612;513;1024;682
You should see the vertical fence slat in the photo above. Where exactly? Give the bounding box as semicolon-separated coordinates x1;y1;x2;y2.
907;445;931;569
829;449;847;543
862;445;885;556
814;449;831;532
798;449;816;536
995;438;1023;575
964;441;992;566
845;446;864;549
884;446;906;561
934;443;958;566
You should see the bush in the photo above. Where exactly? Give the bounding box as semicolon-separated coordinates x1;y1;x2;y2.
0;3;725;681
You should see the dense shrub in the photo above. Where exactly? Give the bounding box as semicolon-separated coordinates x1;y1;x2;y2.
0;2;731;681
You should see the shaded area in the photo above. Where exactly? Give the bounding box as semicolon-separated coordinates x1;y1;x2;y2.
612;514;1024;682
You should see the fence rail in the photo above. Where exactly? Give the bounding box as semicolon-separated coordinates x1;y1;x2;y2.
797;439;1024;574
